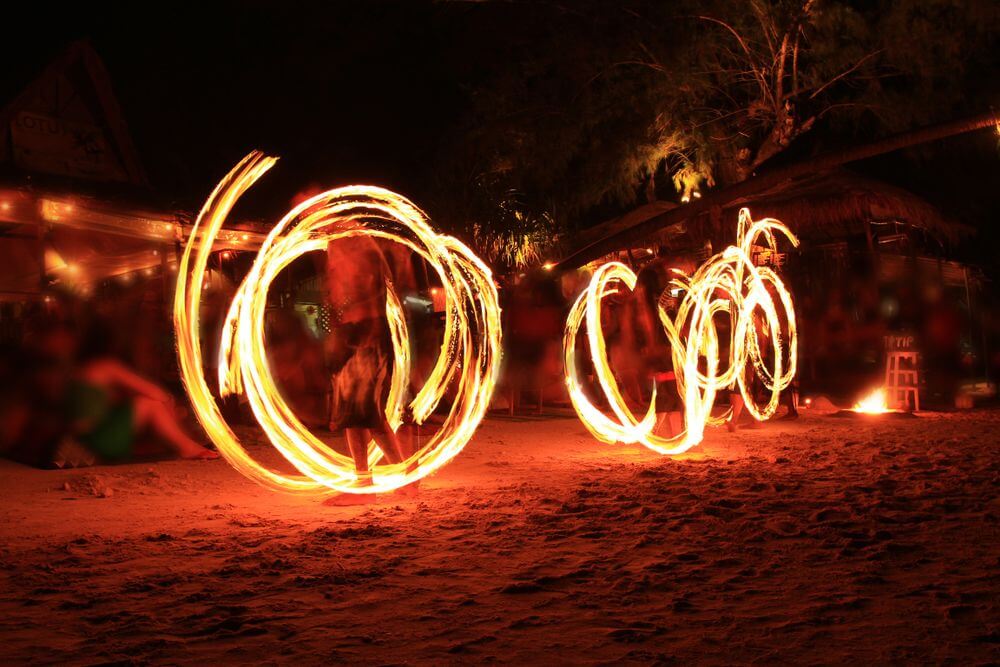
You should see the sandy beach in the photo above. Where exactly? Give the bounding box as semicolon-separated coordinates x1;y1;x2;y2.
0;406;997;664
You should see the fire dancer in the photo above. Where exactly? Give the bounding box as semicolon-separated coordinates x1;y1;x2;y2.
635;251;692;437
722;303;766;432
325;237;408;503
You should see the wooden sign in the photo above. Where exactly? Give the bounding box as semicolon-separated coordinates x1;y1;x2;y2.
884;333;916;352
11;111;128;182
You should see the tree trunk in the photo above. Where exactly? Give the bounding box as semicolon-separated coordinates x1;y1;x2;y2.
557;111;999;270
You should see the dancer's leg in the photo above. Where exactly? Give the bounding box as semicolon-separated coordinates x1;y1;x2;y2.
727;392;744;432
390;424;421;495
371;427;403;465
322;428;378;506
345;428;373;480
667;411;682;437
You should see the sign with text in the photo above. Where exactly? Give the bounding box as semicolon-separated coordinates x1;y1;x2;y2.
884;333;916;352
11;111;128;182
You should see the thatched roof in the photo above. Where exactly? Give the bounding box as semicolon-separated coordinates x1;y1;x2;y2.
575;169;970;259
714;170;970;245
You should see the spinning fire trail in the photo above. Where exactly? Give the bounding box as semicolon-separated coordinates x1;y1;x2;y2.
564;208;799;455
174;152;503;494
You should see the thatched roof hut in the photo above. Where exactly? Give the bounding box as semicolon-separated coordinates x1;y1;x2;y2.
573;169;971;264
0;42;266;300
710;170;970;247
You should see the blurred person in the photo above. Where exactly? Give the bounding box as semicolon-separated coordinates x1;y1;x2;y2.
504;272;566;413
635;252;694;438
6;314;218;467
721;303;766;432
266;308;328;428
605;292;644;407
66;357;219;463
923;282;965;405
380;242;426;480
0;339;66;467
325;238;408;503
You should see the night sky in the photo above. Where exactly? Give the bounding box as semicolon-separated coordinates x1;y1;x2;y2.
2;3;495;215
2;2;999;263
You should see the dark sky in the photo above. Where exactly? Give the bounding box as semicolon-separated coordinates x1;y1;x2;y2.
2;1;998;264
1;2;494;215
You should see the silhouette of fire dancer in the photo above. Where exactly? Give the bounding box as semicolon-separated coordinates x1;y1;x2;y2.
324;237;416;503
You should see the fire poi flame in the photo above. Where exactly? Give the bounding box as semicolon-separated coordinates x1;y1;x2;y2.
564;208;799;455
174;152;502;494
852;388;891;414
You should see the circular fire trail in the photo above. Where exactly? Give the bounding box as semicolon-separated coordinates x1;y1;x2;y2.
174;152;502;494
564;208;799;455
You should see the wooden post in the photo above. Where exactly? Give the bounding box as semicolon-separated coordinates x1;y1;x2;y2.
160;244;170;306
37;220;47;296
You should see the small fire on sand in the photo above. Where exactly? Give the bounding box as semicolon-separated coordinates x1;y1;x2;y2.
853;387;892;414
834;387;914;419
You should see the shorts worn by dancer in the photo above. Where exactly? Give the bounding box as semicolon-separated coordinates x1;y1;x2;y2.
330;323;391;433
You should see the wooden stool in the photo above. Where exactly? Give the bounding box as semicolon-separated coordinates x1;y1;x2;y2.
885;351;920;411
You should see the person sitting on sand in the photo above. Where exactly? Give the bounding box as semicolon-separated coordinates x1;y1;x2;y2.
28;322;219;466
66;354;220;464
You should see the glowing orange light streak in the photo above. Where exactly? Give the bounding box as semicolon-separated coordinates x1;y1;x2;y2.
564;208;798;455
175;152;502;494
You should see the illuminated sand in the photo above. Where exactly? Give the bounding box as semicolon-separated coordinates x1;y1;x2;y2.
0;410;997;663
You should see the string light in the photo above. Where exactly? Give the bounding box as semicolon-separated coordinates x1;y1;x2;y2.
564;208;798;455
174;152;503;495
